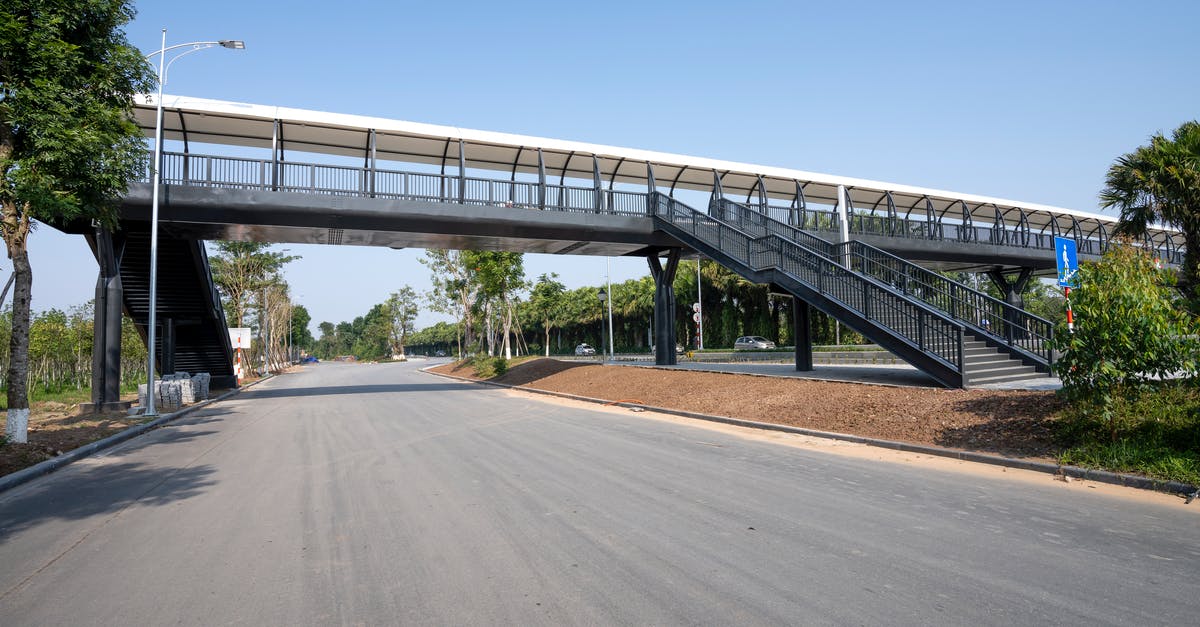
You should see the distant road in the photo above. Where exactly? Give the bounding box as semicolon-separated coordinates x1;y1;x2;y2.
0;361;1195;625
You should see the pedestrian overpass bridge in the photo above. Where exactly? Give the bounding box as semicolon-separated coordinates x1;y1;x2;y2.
57;95;1184;405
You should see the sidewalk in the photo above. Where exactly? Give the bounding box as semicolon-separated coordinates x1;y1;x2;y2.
609;359;1062;390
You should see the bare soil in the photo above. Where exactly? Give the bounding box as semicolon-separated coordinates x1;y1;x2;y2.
0;393;144;477
433;358;1065;461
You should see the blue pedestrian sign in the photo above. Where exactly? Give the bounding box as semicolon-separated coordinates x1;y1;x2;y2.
1055;236;1079;287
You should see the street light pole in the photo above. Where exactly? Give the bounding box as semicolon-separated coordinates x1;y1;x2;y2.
606;258;614;360
696;259;703;350
597;287;607;363
143;30;244;416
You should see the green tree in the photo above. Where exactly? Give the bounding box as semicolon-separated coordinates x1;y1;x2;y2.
289;304;314;352
210;242;298;327
528;273;567;356
422;249;478;357
1053;244;1199;431
314;321;338;359
383;286;419;357
0;1;154;441
464;251;525;359
351;303;390;361
1100;120;1200;292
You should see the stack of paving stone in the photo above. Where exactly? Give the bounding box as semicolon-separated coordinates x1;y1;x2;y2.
137;372;210;411
138;380;181;411
190;373;211;402
161;372;199;405
158;380;183;410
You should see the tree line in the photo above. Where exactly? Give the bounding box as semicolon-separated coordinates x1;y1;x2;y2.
0;305;147;400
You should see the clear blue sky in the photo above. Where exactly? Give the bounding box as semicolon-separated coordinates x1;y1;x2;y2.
26;0;1200;333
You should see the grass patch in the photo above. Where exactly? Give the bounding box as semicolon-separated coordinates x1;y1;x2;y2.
0;381;143;409
1055;380;1200;485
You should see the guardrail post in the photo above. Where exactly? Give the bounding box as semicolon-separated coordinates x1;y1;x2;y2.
957;326;966;383
917;310;926;350
948;282;958;320
862;281;871;320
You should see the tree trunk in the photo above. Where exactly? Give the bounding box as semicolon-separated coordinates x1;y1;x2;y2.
544;323;551;357
502;298;512;360
3;202;32;443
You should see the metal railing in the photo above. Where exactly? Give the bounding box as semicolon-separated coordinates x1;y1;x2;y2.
760;201;1183;266
712;197;1053;366
153;152;653;217
150;150;1179;267
661;194;966;372
841;242;1052;365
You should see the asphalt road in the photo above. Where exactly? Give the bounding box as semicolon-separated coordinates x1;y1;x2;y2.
0;361;1196;625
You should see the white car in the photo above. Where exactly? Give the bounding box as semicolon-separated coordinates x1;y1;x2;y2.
574;343;597;356
733;336;776;350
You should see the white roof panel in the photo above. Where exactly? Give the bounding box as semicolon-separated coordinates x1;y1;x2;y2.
132;94;1180;242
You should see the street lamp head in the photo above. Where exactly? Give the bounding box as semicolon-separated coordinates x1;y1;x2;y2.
597;288;607;303
219;40;245;49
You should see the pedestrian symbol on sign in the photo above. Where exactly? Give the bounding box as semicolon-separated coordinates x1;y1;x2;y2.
1054;237;1078;288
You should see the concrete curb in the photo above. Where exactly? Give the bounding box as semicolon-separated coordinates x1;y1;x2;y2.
424;366;1199;501
0;375;276;495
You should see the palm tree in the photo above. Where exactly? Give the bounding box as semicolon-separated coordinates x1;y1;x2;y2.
1100;120;1200;290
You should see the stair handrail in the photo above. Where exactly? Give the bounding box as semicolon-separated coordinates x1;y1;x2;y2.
711;197;1053;366
657;193;967;372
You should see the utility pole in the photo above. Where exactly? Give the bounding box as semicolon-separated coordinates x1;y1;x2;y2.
606;258;614;359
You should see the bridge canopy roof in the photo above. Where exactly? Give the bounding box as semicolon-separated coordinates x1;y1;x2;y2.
133;94;1179;245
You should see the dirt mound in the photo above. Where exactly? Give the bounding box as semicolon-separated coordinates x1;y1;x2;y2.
432;358;1063;459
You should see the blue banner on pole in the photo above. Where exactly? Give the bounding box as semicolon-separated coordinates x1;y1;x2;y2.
1055;236;1079;287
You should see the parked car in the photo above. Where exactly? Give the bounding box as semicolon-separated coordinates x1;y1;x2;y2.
676;343;684;354
434;350;446;357
733;336;776;350
574;343;597;356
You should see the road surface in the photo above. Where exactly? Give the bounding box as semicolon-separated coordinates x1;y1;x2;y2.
0;361;1196;625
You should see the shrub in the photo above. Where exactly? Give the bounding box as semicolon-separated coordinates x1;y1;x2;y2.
469;355;494;378
492;357;508;376
1053;244;1199;430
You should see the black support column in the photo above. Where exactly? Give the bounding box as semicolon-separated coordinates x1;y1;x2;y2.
987;267;1033;341
160;317;176;375
648;249;681;365
89;228;126;410
793;296;813;371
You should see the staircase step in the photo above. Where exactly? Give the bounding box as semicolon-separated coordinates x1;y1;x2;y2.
966;363;1037;378
964;355;1013;367
968;369;1050;385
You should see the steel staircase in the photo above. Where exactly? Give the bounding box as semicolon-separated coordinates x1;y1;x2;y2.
708;197;1055;384
114;232;237;387
651;193;1053;387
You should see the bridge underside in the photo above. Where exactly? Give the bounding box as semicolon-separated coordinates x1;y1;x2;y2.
60;183;1080;279
60;183;693;259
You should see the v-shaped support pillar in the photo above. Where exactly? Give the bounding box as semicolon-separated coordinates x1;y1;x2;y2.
648;249;681;365
90;227;127;410
987;267;1033;342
